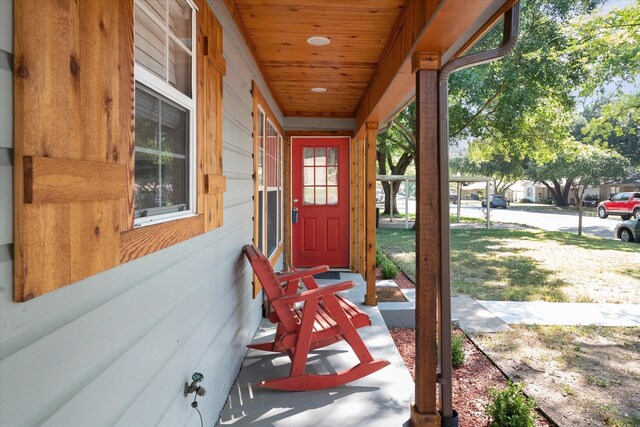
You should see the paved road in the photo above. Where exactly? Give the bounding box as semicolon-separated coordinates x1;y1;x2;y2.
454;205;618;239
393;199;619;239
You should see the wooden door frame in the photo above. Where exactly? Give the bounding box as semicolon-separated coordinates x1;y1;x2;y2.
284;131;354;270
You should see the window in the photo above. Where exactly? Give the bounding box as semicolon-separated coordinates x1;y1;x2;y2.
134;0;197;226
253;84;284;262
303;146;339;205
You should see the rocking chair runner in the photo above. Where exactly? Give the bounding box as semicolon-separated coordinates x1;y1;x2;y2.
243;244;389;391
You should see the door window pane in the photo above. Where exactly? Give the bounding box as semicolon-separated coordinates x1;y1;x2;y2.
327;147;337;165
315;147;326;166
304;148;314;165
304;187;314;205
304;167;314;185
315;167;326;185
315;187;326;205
327;167;338;185
327;187;338;205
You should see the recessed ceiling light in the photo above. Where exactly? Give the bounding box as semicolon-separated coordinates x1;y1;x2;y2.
311;87;327;93
307;36;331;46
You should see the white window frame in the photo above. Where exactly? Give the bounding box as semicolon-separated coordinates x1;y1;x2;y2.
133;0;197;227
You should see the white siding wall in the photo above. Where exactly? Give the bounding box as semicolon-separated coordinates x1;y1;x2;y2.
0;1;282;425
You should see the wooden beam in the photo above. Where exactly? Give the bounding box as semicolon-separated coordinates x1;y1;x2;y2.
23;156;127;203
412;52;440;73
355;0;439;130
285;130;354;138
364;122;378;306
411;69;440;426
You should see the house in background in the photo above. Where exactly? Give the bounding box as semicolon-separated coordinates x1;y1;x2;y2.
600;172;640;200
0;0;520;426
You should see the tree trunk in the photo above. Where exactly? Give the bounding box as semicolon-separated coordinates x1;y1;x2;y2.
575;187;584;236
542;180;570;206
561;179;574;206
377;150;414;215
578;198;583;236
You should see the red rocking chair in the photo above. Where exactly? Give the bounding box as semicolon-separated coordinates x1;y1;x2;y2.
243;244;389;391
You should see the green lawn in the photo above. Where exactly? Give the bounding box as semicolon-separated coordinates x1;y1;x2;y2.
377;227;640;303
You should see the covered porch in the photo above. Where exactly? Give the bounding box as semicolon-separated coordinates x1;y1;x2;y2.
3;0;521;426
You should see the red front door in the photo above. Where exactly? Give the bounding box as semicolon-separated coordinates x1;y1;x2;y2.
292;137;350;267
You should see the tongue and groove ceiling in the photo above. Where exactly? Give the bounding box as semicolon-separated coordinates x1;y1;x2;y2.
226;0;406;118
224;0;518;123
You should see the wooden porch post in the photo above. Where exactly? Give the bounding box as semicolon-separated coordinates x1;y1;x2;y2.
364;122;378;306
357;131;367;277
411;55;441;427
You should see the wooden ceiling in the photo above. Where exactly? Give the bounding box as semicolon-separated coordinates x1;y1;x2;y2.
224;0;516;123
225;0;406;118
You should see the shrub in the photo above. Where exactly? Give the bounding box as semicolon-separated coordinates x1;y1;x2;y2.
487;381;537;427
376;248;385;267
452;333;465;368
519;198;532;203
380;260;398;279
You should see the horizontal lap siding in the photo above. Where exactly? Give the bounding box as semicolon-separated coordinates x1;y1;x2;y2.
0;2;12;248
0;0;279;426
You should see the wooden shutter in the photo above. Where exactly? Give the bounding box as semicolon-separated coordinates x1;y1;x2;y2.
196;0;226;231
13;0;225;302
13;0;133;302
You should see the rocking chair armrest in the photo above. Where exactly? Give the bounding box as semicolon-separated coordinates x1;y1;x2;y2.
271;281;354;305
276;265;329;283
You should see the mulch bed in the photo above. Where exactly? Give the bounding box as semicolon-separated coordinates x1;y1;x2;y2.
376;285;408;302
390;328;554;427
381;268;554;426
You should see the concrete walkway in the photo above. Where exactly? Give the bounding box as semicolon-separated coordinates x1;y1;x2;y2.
377;281;640;332
478;300;640;327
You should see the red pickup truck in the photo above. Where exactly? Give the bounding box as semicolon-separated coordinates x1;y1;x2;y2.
597;192;640;220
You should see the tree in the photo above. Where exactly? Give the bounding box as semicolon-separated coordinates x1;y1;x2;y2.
377;103;416;214
565;1;640;95
450;153;525;195
568;1;640;168
448;0;604;158
568;143;628;234
525;139;628;213
579;92;640;168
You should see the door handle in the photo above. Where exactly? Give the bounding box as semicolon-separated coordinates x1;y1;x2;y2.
292;207;299;224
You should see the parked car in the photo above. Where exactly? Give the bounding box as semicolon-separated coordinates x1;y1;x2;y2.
481;194;508;209
614;218;640;243
597;192;640;220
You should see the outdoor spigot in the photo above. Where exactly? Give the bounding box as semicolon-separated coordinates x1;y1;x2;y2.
184;372;206;397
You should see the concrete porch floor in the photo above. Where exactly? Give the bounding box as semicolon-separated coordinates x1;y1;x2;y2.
217;273;414;426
